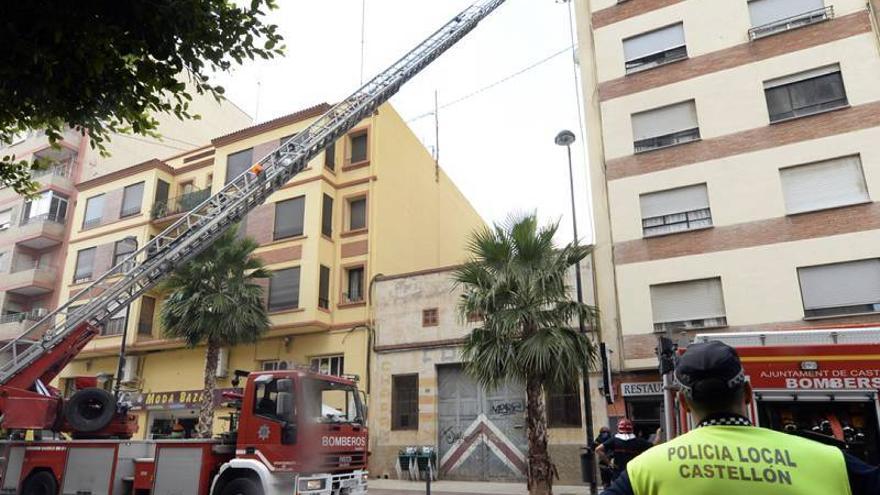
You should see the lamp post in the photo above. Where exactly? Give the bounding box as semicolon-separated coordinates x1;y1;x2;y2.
555;129;597;495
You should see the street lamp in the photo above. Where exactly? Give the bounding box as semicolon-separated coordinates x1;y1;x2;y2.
555;129;597;495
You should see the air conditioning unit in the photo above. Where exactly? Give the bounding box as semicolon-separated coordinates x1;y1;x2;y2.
121;355;140;384
215;348;229;378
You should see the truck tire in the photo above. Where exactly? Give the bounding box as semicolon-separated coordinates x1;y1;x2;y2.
220;478;263;495
21;471;57;495
64;388;116;433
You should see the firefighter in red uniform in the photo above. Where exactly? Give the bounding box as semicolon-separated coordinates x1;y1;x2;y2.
595;418;654;482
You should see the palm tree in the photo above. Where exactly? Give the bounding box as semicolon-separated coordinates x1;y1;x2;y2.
454;213;597;495
160;225;270;438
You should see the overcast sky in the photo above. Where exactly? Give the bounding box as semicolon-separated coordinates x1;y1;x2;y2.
214;0;594;245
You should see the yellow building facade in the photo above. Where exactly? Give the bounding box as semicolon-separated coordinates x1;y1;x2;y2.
56;102;484;439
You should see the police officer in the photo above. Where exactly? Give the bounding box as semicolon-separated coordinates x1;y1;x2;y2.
602;341;880;495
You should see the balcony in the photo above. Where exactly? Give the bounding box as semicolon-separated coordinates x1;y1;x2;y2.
0;310;47;341
4;262;56;296
14;212;67;249
749;6;834;41
151;188;211;222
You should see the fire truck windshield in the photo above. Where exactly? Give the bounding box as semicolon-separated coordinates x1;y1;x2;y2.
302;378;364;424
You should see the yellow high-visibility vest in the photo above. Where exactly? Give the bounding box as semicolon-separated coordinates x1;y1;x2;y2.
627;425;851;495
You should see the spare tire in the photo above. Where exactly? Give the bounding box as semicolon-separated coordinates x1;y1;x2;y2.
64;388;116;433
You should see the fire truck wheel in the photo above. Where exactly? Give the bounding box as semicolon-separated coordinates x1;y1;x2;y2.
21;471;57;495
64;388;116;432
220;478;263;495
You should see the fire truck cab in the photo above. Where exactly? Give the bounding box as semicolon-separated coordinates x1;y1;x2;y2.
0;369;369;495
678;327;880;464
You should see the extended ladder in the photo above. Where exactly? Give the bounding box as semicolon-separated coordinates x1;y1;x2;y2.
0;0;507;385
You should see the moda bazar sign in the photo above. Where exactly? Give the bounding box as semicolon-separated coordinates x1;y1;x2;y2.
130;388;242;411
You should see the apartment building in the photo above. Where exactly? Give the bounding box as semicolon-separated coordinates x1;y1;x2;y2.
576;0;880;434
369;263;597;484
0;97;249;344
56;102;485;439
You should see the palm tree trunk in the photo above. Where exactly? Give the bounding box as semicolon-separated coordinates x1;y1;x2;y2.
525;377;554;495
196;342;220;438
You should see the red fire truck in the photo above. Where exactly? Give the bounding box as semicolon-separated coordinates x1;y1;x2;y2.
0;1;509;493
671;327;880;464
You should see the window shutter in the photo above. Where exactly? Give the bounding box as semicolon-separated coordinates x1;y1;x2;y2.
75;248;96;280
623;23;686;62
319;265;331;309
84;195;105;224
0;209;10;228
226;148;253;185
799;260;880;310
640;184;709;219
748;0;824;27
632;101;698;141
780;156;868;214
269;267;301;310
273;196;305;239
322;194;333;237
651;278;726;324
121;182;145;216
350;198;367;230
764;64;840;90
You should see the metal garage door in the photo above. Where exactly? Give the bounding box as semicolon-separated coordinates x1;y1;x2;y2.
437;364;527;481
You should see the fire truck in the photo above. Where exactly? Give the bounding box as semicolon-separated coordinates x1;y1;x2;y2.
667;327;880;464
0;1;508;493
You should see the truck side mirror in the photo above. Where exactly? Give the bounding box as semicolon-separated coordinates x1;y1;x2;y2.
277;391;294;417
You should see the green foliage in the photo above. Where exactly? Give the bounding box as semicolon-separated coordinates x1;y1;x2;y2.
0;1;284;194
454;213;598;391
160;226;271;348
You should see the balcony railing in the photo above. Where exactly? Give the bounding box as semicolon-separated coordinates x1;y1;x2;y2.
20;211;66;227
342;291;364;304
151;188;211;220
10;259;52;274
102;318;127;336
749;6;834;40
0;309;48;325
31;159;75;180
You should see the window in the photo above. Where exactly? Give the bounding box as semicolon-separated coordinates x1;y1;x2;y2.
155;179;170;205
180;182;195;195
640;184;712;237
322;194;333;237
261;360;290;371
467;311;483;323
392;374;419;430
798;259;880;318
226;148;253;185
780;155;869;214
74;247;96;283
325;141;337;170
764;65;847;123
0;209;11;230
113;237;138;267
120;182;145;217
311;355;345;376
349;132;368;164
650;278;727;333
23;191;69;224
103;306;128;336
269;267;301;311
348;197;367;231
273;196;305;240
319;265;331;309
422;308;439;327
253;377;293;423
83;194;105;229
623;23;687;74
344;267;364;304
139;296;156;336
632;100;700;153
548;385;582;427
748;0;829;40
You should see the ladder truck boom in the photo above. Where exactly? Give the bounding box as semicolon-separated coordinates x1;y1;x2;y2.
0;0;507;395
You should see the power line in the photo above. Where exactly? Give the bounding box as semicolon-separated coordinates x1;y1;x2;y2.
406;44;574;123
111;133;193;152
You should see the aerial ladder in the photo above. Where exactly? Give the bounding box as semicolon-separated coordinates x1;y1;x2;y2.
0;0;508;437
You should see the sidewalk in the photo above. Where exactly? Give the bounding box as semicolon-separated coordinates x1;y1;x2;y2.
369;478;589;495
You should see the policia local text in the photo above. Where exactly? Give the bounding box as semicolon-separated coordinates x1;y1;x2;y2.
668;443;797;485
